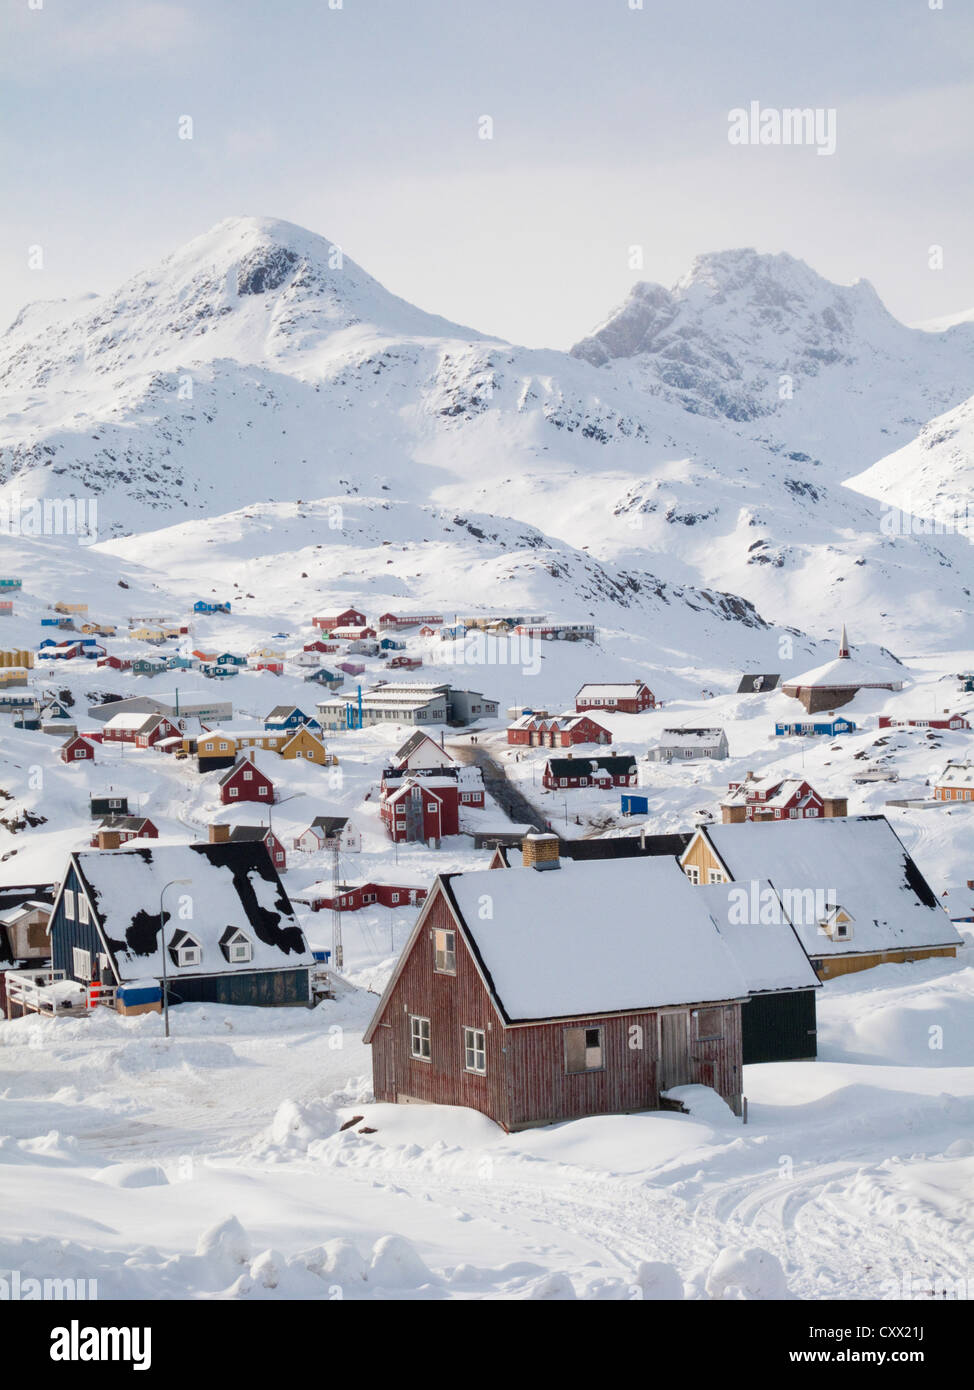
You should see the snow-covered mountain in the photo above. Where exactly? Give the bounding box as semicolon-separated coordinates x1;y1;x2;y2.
2;218;973;651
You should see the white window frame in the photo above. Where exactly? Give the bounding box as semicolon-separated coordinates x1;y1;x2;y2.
706;869;724;884
177;943;202;967
78;894;90;925
228;787;239;798
685;865;700;885
229;936;252;963
410;1014;431;1061
463;1026;487;1075
63;889;75;920
73;947;91;981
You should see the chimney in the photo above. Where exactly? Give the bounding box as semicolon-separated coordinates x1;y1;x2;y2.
966;879;974;891
209;823;231;843
522;832;560;871
97;830;122;850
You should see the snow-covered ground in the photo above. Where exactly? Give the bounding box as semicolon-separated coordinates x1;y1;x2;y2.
1;945;971;1300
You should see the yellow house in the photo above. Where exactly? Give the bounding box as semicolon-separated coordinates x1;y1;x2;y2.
678;818;961;981
0;649;34;668
54;602;88;614
0;667;29;688
130;627;166;642
198;732;238;760
280;726;336;765
233;730;289;753
249;646;286;660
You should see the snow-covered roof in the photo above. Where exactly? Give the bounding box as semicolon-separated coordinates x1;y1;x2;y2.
936;760;974;788
443;858;750;1022
696;817;961;957
576;682;648;699
694;882;820;993
68;843;311;982
783;655;904;690
103;712;154;732
658;727;726;747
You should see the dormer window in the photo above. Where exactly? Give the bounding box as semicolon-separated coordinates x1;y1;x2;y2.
819;905;854;942
168;930;203;967
219;927;253;964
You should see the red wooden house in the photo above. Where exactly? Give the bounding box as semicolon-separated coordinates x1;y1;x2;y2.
364;843;748;1131
134;714;182;749
380;775;460;843
304;640;339;654
721;772;847;823
219;756;275;806
227;824;287;872
507;713;611;747
313;609;366;632
543;754;637;789
97;655;132;671
878;713;971;732
60;735;94;763
575;681;657;714
297;882;429;912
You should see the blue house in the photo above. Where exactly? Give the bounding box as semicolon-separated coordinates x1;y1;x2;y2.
215;652;246;666
49;842;313;1008
40;617;70;628
264;704;320;732
167;654;198;670
0;578;22;590
305;667;343;689
775;718;857;737
193;600;231;614
621;793;650;815
200;662;238;679
379;637;406;651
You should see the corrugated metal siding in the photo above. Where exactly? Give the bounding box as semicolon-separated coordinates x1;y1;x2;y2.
742;989;817;1064
166;968;309;1006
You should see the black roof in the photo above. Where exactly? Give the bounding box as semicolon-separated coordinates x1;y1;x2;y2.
561;832;692;861
546;755;636;778
229;825;273;843
737;673;780;693
98;815;151;832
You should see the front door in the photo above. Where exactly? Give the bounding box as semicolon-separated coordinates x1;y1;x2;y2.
659;1011;691;1092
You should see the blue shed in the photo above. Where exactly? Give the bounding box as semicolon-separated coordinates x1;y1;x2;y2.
621;793;650;815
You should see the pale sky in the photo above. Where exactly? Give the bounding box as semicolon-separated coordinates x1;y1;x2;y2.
2;0;972;348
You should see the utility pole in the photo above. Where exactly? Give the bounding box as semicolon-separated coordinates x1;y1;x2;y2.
159;877;191;1039
331;840;343;970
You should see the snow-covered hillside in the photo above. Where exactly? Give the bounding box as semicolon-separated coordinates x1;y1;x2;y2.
3;217;974;650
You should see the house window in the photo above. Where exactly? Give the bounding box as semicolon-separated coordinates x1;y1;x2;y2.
177;944;201;966
229;939;252;963
707;869;724;884
219;742;228;751
73;947;91;981
228;787;238;798
74;748;86;759
789;808;798;818
695;1008;723;1039
243;770;253;780
63;889;75;920
565;1025;603;1073
559;777;568;787
807;808;818;817
464;1027;487;1074
275;851;284;863
259;786;268;796
109;799;121;809
685;866;700;885
78;895;90;925
434;928;456;974
410;1015;431;1060
834;920;849;939
391;892;400;903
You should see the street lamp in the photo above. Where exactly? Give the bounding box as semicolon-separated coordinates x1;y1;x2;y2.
159;877;191;1039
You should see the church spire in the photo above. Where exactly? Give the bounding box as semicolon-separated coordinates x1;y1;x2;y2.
838;622;850;659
